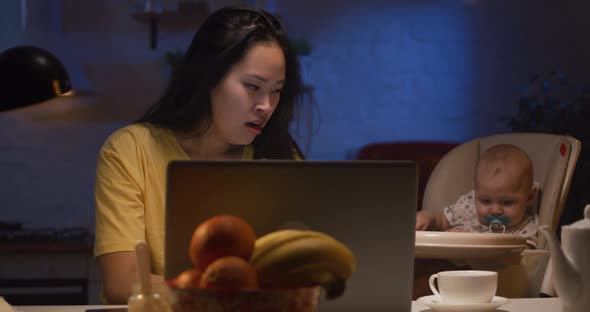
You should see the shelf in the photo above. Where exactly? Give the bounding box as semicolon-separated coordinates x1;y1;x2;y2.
0;241;92;253
132;2;208;49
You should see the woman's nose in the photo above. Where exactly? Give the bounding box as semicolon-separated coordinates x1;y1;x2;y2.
255;95;272;114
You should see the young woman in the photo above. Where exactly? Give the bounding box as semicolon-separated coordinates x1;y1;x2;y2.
94;5;305;303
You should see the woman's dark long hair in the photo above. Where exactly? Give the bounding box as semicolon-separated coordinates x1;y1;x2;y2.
137;5;304;159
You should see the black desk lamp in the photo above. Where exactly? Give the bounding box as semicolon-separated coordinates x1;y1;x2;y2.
0;46;72;112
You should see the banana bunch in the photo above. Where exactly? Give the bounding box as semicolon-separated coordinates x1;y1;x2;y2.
250;229;356;299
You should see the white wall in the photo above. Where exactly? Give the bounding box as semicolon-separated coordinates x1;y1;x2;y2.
0;0;193;228
279;0;590;158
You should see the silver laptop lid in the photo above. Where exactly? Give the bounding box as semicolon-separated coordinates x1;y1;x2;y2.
165;160;417;311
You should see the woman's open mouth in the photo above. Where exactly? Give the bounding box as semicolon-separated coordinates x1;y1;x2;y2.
245;121;263;134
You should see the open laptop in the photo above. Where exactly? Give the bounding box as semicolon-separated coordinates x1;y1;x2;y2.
164;160;417;311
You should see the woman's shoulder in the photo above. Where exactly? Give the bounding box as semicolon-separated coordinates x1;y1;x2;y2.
105;123;168;144
101;122;171;152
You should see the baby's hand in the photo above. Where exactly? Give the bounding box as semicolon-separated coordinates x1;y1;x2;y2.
446;227;469;233
415;211;434;231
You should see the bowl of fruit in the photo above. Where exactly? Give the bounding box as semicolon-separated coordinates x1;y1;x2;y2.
170;285;321;312
167;215;355;312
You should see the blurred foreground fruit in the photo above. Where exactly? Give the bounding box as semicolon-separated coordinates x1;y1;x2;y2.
250;229;355;299
200;256;258;290
174;268;202;288
189;215;256;272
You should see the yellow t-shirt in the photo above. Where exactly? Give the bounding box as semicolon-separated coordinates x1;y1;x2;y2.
94;123;254;274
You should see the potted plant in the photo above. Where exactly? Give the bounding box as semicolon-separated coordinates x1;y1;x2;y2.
504;70;590;232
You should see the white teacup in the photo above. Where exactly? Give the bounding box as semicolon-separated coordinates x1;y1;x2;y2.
429;270;498;304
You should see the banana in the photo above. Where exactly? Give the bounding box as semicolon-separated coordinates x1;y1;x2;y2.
250;230;356;299
250;229;334;264
258;261;348;299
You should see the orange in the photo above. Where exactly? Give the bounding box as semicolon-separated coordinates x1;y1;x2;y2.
189;215;256;272
199;256;258;290
174;268;202;288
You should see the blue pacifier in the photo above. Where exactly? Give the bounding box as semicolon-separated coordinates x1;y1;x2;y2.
485;215;511;233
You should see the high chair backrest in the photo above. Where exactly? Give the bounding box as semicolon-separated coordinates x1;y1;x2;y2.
422;133;581;249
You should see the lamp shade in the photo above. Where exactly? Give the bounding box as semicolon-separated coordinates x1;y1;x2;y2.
0;46;72;112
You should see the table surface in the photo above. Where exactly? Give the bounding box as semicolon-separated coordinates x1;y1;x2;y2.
14;297;561;312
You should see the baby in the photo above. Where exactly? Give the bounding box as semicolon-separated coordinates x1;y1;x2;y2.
415;144;538;247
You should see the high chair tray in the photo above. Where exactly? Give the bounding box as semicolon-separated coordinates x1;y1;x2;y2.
415;231;527;259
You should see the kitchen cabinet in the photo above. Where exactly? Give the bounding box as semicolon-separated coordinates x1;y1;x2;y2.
0;241;101;305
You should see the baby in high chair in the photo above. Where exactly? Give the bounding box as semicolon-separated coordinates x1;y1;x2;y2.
415;144;539;248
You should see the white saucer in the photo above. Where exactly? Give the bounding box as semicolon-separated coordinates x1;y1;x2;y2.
417;295;510;312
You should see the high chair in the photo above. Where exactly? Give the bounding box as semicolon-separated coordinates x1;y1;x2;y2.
417;133;581;298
